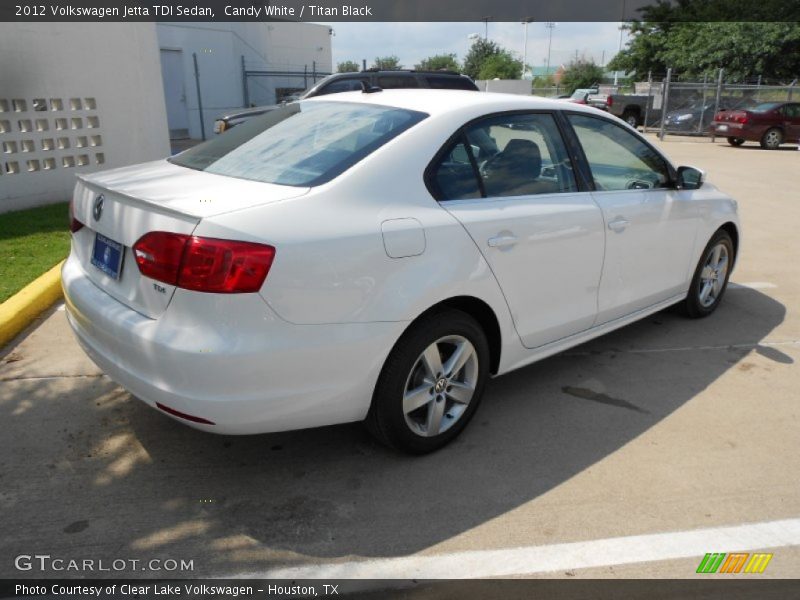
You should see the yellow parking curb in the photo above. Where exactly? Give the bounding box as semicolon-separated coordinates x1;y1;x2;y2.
0;260;65;348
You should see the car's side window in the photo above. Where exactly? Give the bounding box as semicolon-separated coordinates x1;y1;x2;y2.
425;76;476;91
782;103;800;118
377;75;419;89
465;113;577;198
567;114;670;191
429;138;483;200
317;78;368;95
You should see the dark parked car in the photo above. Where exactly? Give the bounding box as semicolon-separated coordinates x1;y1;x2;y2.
711;101;800;149
662;101;724;133
214;70;479;133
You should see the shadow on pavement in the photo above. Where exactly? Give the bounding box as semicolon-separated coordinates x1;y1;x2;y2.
0;287;787;576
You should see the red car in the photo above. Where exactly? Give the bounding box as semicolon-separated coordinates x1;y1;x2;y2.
711;101;800;149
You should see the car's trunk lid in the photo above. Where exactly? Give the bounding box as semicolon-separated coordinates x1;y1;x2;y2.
71;160;309;319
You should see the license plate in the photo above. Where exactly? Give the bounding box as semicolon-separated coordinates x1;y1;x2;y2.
91;233;124;280
717;124;729;132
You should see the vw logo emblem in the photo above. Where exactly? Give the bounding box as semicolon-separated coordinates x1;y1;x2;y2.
93;194;105;222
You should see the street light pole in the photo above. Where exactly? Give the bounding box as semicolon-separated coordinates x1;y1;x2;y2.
521;18;533;79
545;22;555;77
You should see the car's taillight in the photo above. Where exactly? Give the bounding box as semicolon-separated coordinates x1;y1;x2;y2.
69;197;83;233
735;113;749;124
606;96;613;107
132;232;275;293
133;232;189;285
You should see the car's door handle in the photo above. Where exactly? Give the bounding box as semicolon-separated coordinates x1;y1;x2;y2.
487;234;518;248
608;218;630;232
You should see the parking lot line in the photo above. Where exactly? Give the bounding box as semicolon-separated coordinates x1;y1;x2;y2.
238;518;800;579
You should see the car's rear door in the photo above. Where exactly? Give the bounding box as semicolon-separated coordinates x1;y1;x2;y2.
429;111;605;349
565;113;699;324
781;103;800;141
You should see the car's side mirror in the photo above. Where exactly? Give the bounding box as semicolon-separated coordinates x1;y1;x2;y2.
676;165;705;190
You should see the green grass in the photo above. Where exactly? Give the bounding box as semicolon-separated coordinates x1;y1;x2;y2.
0;202;71;303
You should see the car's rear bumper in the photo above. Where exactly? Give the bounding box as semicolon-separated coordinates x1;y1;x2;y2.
62;253;403;434
710;122;764;141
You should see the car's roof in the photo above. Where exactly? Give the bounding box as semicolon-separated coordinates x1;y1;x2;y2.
303;89;601;118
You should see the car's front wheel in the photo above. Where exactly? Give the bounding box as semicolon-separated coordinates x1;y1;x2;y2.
367;309;489;454
681;230;734;318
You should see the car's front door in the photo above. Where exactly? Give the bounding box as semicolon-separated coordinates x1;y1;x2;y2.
429;112;605;349
566;113;699;324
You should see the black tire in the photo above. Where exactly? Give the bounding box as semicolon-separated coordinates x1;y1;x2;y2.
760;127;783;150
727;137;745;146
622;111;639;128
681;230;735;318
366;309;490;454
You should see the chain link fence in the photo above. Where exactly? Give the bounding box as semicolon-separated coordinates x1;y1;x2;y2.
532;69;797;140
633;70;797;139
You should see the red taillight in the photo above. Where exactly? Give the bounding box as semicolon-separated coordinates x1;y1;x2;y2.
133;231;189;285
178;237;276;293
606;96;613;108
734;113;749;124
69;198;83;233
132;231;275;293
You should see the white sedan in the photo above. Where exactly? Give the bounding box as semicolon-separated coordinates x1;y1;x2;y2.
63;90;740;453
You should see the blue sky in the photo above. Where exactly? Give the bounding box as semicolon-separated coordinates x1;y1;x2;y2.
318;22;630;70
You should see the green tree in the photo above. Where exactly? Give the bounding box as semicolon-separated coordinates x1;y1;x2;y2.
607;1;800;81
560;58;604;93
477;52;523;80
415;53;460;72
463;39;524;80
371;56;402;70
337;60;360;73
462;39;500;80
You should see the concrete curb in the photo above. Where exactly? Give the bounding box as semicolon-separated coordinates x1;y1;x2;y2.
0;260;65;348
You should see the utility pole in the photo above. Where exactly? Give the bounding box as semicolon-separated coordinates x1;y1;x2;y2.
481;17;491;40
614;0;627;86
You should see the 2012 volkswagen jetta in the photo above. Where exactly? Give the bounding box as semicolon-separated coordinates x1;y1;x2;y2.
63;90;740;453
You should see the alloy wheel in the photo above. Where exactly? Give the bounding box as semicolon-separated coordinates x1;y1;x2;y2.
698;242;730;308
402;335;478;437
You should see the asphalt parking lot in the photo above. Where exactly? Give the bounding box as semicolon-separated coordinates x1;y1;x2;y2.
1;135;798;580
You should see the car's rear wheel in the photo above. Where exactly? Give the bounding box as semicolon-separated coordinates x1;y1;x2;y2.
727;137;745;146
760;128;783;149
366;309;489;454
622;111;639;128
681;230;734;318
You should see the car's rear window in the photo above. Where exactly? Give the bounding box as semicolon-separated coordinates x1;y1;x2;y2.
750;102;781;113
170;101;427;187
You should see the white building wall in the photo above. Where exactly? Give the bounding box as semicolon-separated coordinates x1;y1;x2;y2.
156;22;333;139
0;23;170;213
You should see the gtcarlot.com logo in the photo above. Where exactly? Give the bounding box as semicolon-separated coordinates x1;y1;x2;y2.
14;554;194;572
696;552;773;574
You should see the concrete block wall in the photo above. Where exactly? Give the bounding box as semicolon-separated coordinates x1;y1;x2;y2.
0;23;171;213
